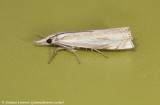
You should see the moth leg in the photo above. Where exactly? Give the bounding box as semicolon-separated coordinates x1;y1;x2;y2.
55;43;81;64
67;49;81;64
48;47;65;64
92;48;108;58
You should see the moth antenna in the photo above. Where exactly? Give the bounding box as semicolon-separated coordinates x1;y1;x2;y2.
37;35;44;39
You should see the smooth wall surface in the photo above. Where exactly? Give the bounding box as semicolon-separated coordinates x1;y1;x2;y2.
0;0;160;105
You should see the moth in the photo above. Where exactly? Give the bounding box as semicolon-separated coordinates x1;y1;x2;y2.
33;27;134;64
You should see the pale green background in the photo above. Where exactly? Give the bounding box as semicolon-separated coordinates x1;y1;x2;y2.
0;0;160;105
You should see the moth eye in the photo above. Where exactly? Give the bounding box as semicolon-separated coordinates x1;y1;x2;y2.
46;38;52;44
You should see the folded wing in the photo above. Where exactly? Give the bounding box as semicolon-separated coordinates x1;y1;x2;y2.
56;27;134;50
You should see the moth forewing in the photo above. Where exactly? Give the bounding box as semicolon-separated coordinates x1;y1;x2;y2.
33;27;134;63
56;27;134;50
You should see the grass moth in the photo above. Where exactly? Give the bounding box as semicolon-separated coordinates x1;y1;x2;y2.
33;27;134;64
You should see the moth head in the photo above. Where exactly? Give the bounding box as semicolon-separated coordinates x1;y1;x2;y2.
33;37;55;45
